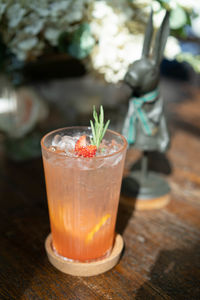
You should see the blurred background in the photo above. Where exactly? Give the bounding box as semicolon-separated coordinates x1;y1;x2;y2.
0;0;200;161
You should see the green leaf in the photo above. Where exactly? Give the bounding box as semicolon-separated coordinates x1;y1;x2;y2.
101;120;110;141
100;105;104;126
93;106;99;124
90;106;110;149
90;120;96;145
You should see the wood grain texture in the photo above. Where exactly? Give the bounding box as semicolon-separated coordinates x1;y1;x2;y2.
0;77;200;299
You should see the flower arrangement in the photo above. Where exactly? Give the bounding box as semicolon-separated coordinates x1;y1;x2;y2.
0;0;199;83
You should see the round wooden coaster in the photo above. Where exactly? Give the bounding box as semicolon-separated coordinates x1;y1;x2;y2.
45;234;124;277
135;194;170;210
120;194;170;211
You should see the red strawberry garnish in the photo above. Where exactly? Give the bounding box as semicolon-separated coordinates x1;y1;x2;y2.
75;136;97;157
78;145;97;157
75;135;86;152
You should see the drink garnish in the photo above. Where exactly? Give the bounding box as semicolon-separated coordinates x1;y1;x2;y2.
75;135;97;157
90;105;110;149
75;135;86;152
86;213;111;243
76;144;97;157
75;106;109;157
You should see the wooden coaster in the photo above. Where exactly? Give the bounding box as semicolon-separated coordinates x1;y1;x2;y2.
122;171;170;210
120;194;170;211
135;194;170;210
45;234;124;277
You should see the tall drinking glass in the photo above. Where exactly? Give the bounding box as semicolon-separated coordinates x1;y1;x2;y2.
41;127;127;262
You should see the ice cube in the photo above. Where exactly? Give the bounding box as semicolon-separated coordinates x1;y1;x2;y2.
62;136;75;150
57;141;67;150
64;148;76;157
61;135;75;148
53;135;75;152
55;135;76;156
52;134;61;146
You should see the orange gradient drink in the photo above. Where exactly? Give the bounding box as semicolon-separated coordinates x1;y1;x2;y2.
41;127;127;262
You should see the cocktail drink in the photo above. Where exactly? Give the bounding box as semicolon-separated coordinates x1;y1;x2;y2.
41;111;127;263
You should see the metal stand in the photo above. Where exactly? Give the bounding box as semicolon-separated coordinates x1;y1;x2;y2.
122;151;170;209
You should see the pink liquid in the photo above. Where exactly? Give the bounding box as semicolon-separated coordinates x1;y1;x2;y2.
41;127;127;262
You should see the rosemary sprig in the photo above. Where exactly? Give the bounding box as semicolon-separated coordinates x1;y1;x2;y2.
90;105;110;149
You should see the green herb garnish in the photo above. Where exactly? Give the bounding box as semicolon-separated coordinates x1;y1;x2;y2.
90;106;110;149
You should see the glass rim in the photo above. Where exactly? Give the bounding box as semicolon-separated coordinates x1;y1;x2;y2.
41;126;128;159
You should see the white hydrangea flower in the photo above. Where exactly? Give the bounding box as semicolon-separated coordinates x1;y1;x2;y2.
24;13;44;35
0;0;199;82
89;1;143;83
88;0;199;83
44;28;61;46
0;0;90;61
191;7;200;38
164;36;181;60
92;32;143;83
132;0;152;5
29;3;49;17
175;0;200;11
49;1;71;17
8;26;44;60
64;0;85;23
91;1;113;19
0;2;7;19
18;37;38;51
7;3;27;28
166;0;177;10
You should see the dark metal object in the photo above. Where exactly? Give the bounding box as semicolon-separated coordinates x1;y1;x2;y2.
122;152;170;199
122;10;171;200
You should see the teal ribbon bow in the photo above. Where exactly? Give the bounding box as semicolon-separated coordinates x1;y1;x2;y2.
123;89;159;144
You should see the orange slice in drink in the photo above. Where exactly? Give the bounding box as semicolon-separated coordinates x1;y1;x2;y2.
86;213;111;243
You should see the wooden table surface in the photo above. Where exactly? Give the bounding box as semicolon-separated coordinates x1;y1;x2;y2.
0;77;200;299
